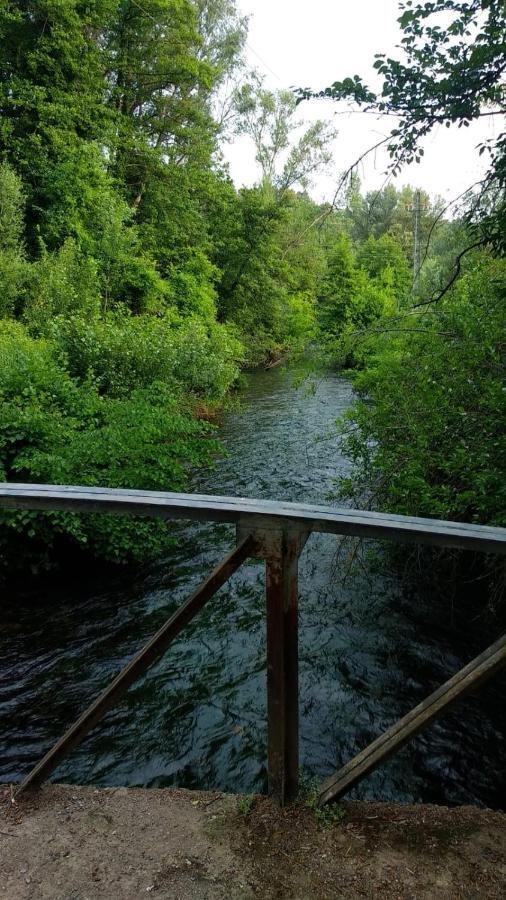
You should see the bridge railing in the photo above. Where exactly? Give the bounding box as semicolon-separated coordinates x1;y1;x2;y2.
2;482;505;806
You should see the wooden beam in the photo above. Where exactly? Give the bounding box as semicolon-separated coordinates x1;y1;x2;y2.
318;633;506;807
15;535;254;796
1;483;505;554
265;528;304;805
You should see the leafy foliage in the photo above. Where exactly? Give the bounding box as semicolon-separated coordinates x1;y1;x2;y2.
3;0;501;600
0;2;331;573
0;162;28;317
338;255;506;528
51;313;243;400
297;0;506;247
234;72;336;191
0;322;223;575
316;230;409;366
296;1;506;606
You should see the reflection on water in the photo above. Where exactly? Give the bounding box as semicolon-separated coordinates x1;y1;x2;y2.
1;364;505;807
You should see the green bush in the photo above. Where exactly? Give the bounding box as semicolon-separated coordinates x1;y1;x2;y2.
50;312;243;400
24;238;101;331
0;322;223;574
338;255;506;527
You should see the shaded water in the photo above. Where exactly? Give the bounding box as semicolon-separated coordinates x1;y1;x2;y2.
1;364;505;807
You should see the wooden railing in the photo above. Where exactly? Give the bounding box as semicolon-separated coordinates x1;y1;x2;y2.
2;482;506;806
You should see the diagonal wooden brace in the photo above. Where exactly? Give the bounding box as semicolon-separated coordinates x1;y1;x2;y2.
318;632;506;807
15;535;254;796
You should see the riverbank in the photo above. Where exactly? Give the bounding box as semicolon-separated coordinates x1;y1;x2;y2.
2;784;505;898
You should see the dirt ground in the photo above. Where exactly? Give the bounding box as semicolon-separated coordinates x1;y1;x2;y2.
1;784;505;899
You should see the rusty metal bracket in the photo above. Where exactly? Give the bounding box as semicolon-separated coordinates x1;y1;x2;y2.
236;519;309;560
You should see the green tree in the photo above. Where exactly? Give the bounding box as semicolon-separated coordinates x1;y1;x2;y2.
194;0;247;86
318;233;358;336
356;234;411;302
346;184;399;243
0;0;113;249
234;72;336;192
0;162;27;317
108;0;215;205
299;0;506;250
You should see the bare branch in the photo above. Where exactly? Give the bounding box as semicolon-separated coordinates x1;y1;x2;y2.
281;135;391;255
412;239;487;308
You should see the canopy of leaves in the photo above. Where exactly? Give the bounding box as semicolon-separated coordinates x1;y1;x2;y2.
0;2;339;573
339;254;506;532
297;1;506;248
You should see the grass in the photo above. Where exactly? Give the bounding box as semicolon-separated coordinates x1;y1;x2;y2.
296;773;346;828
236;793;257;816
235;775;345;828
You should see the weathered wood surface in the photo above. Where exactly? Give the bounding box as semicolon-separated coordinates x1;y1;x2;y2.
1;483;505;554
15;535;254;796
318;633;506;807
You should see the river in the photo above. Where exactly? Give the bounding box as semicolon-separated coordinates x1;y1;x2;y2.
1;363;505;807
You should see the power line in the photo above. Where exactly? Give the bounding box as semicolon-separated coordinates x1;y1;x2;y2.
245;42;284;84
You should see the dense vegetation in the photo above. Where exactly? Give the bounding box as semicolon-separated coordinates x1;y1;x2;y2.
0;0;342;573
301;0;506;609
0;0;504;600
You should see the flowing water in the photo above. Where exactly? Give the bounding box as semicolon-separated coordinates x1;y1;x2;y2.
1;364;505;807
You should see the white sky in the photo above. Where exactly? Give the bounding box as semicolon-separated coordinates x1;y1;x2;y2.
222;0;500;204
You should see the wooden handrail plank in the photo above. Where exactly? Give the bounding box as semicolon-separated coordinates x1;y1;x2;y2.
318;633;506;806
15;535;254;796
1;483;505;554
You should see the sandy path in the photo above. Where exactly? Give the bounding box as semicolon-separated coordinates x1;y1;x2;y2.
1;785;505;899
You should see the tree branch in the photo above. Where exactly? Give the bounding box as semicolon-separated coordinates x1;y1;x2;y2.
412;239;487;308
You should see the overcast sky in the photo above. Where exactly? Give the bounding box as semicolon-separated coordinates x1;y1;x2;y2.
222;0;499;205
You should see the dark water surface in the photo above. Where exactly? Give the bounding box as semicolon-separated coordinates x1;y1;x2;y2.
1;364;505;807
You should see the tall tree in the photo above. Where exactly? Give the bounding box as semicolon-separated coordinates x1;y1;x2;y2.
298;0;506;253
0;0;114;249
0;162;27;317
234;72;336;192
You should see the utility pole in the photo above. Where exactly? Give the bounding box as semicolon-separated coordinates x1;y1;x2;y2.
404;190;428;296
413;189;421;295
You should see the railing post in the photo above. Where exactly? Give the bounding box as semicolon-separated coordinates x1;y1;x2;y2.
264;527;305;805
